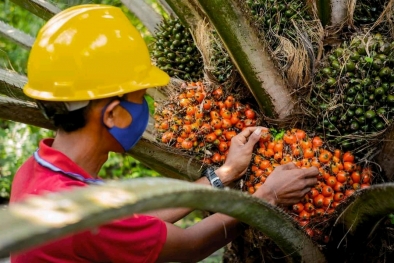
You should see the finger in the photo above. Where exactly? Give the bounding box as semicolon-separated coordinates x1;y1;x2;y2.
280;199;300;206
305;177;318;187
301;187;312;196
280;192;305;200
278;162;297;171
239;167;247;176
232;127;259;144
245;127;263;148
301;166;319;178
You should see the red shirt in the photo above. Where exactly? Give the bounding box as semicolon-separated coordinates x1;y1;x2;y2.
10;139;167;263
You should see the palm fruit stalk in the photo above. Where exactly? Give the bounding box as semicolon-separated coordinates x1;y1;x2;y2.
151;18;204;81
310;33;394;152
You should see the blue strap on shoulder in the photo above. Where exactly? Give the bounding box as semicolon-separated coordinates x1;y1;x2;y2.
34;150;104;185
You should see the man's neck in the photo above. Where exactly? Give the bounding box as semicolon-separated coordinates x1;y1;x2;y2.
51;130;109;177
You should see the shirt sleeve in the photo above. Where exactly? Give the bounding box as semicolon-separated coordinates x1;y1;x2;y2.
72;214;167;263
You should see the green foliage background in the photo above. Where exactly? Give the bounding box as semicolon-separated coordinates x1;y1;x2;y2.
0;121;54;199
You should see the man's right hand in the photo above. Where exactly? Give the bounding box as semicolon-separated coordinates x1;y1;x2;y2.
253;162;318;205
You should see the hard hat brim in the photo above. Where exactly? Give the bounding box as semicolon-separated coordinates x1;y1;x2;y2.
23;65;170;101
140;65;170;91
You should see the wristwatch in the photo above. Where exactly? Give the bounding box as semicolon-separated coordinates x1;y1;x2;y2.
202;168;224;189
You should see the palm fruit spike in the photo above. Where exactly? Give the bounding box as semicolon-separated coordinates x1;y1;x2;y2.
247;0;313;49
353;0;387;25
152;18;204;82
209;31;234;83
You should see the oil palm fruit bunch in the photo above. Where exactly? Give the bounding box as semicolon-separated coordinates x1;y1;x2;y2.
246;0;312;49
353;0;387;25
244;128;373;242
154;81;258;164
311;33;394;151
152;18;204;81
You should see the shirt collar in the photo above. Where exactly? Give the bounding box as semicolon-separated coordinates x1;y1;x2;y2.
38;138;95;180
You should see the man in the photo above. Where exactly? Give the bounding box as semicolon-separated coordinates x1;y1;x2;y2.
10;4;318;263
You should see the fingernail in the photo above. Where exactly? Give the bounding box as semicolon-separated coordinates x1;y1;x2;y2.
254;127;262;135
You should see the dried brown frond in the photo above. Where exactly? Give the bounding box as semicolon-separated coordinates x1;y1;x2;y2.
347;0;357;28
193;20;212;70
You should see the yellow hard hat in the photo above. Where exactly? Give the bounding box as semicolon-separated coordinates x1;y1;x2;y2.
24;4;170;101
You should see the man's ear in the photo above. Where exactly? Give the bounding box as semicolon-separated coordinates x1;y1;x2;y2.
102;100;133;128
102;100;120;128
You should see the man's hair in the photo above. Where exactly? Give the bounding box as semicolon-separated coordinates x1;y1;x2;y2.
36;100;91;132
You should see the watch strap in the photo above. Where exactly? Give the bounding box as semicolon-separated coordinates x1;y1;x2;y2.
203;168;224;189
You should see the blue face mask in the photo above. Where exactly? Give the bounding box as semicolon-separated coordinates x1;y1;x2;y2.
104;98;149;152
